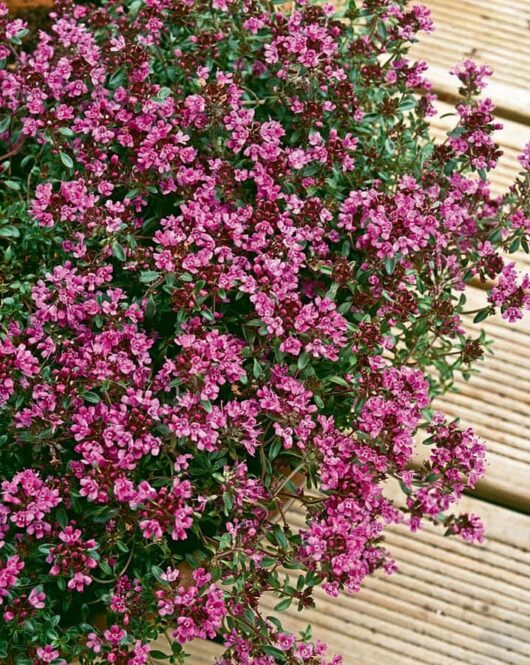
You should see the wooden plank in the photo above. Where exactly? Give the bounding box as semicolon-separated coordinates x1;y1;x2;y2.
7;2;530;662
381;0;530;512
152;497;530;665
260;499;530;665
410;287;530;511
411;0;530;122
5;0;52;7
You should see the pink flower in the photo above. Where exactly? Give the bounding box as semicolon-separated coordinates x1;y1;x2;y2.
0;555;24;604
5;18;27;40
518;141;530;170
451;59;493;93
280;336;303;356
29;586;47;609
139;519;163;540
489;262;530;322
67;572;92;592
36;645;65;664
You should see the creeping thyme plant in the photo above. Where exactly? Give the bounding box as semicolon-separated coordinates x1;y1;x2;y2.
1;0;530;662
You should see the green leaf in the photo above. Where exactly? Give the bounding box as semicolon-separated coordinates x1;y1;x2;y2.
262;645;286;660
274;597;292;612
58;127;75;138
151;565;166;583
473;308;490;324
297;351;310;370
327;375;349;388
140;270;160;284
201;399;213;413
222;491;233;513
269;438;282;461
55;507;69;528
156;86;172;101
421;408;433;423
150;651;170;660
37;543;53;555
509;237;521;253
218;532;231;550
384;257;397;275
398;98;417;112
419;142;434;167
273;525;289;550
108;68;125;88
0;226;20;238
115;540;129;553
83;391;101;404
128;0;142;17
252;358;263;379
99;560;112;575
399;479;413;495
146;295;156;318
112;241;126;261
59;151;74;170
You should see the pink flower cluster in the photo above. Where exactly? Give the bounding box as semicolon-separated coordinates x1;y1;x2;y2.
46;525;99;592
217;630;342;665
4;585;46;624
156;567;226;644
451;59;493;95
1;470;61;542
489;262;530;322
339;178;438;259
404;412;486;535
0;555;24;606
87;627;150;664
298;417;398;595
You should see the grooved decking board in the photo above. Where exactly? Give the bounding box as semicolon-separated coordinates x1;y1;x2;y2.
261;500;530;665
432;288;530;511
151;496;530;665
411;0;530;122
6;1;530;663
425;34;530;509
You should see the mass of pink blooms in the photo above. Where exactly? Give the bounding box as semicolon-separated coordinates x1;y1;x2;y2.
0;0;529;663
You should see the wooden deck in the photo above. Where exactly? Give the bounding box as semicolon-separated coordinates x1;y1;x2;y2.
164;1;530;663
6;0;528;661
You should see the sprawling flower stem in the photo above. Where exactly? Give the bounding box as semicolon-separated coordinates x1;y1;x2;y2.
0;0;529;662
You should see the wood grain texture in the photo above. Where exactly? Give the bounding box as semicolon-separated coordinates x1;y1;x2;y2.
418;0;530;513
262;500;530;665
151;497;530;665
424;288;530;511
7;1;527;662
411;0;530;122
